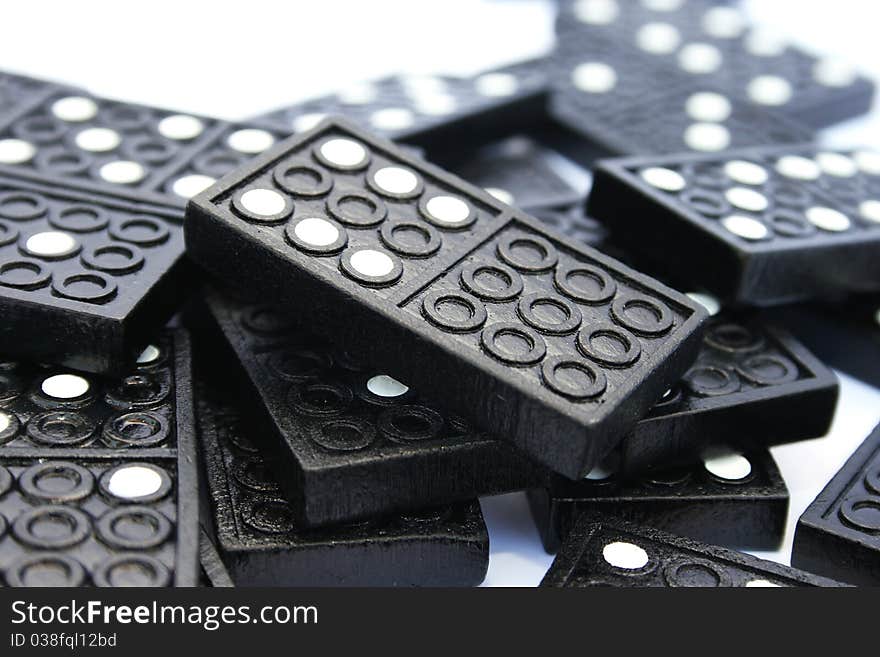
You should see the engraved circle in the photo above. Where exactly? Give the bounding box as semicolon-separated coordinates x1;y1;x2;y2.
52;271;118;303
327;189;387;227
96;506;172;550
578;323;642;366
422;290;488;333
93;554;171;587
460;261;524;302
12;505;90;549
517;292;583;335
554;263;617;304
540;357;608;400
19;461;95;502
610;295;673;336
380;220;441;258
102;411;169;448
311;419;376;452
378;405;444;443
4;554;87;587
497;233;558;272
26;411;95;446
273;163;333;198
481;323;547;366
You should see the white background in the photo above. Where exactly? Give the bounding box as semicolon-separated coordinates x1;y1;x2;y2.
3;0;879;586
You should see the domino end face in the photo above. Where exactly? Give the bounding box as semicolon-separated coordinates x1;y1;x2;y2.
0;329;199;587
589;146;880;306
541;511;845;588
792;423;880;586
196;377;490;587
529;446;789;554
186;117;708;479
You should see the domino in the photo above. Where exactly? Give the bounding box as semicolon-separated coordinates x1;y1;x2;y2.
0;330;199;587
792;423;880;586
556;1;874;130
190;286;540;527
589;146;880;305
0;166;188;374
185;118;708;479
249;59;549;157
617;312;838;472
449;136;587;212
0;88;289;205
540;511;845;587
196;379;490;586
528;446;788;553
767;295;880;388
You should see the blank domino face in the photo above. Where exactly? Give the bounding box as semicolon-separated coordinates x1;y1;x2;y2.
196;380;490;587
589;146;880;305
0;89;287;204
540;511;845;587
249;60;547;149
619;315;838;470
0;331;198;587
185;119;707;479
0;167;186;374
195;288;539;527
792;424;880;586
528;447;788;553
556;0;874;129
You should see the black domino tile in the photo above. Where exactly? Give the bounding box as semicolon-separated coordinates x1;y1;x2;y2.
589;146;880;306
190;286;539;527
555;0;874;130
540;511;845;588
0;330;198;587
248;59;549;157
792;423;880;586
196;379;490;587
0;166;190;374
616;314;838;472
528;447;788;553
185;118;708;479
